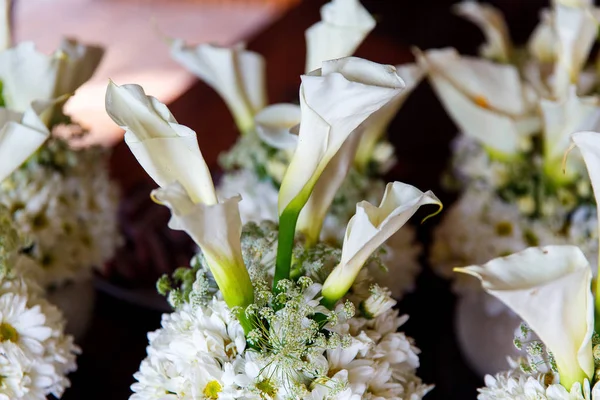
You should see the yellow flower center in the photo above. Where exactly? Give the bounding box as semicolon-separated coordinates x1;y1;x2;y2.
203;380;222;399
495;221;513;236
0;322;18;342
474;95;490;109
256;378;278;399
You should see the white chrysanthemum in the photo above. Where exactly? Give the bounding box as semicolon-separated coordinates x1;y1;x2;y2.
0;277;78;399
478;369;599;400
0;137;121;287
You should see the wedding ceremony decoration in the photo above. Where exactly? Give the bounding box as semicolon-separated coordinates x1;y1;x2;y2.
106;54;441;399
421;0;600;375
0;118;79;399
456;129;600;399
166;0;425;299
0;0;121;335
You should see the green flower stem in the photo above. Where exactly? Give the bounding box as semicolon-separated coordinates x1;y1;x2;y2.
273;207;301;291
237;308;255;337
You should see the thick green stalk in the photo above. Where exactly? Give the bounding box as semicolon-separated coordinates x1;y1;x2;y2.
273;207;301;291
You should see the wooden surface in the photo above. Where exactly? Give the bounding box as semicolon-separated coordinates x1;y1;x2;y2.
64;0;552;398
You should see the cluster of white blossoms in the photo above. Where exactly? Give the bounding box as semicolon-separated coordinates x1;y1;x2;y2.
0;137;121;287
0;206;79;399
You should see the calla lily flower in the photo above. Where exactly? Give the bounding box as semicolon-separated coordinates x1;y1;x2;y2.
453;1;512;62
274;57;405;285
354;63;424;172
105;81;217;205
456;245;594;390
304;0;375;73
528;9;555;63
542;88;600;182
321;182;441;306
417;48;541;157
0;0;11;52
0;40;103;116
106;82;254;329
552;4;598;99
151;183;253;315
0;99;54;182
170;40;266;135
254;103;300;150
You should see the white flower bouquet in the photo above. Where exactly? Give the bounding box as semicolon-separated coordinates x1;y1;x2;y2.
0;1;121;293
420;0;600;374
456;130;600;400
0;140;78;399
105;54;441;399
165;0;425;299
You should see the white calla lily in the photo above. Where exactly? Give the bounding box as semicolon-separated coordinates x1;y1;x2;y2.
305;0;375;73
170;40;266;134
0;40;103;115
417;48;541;157
456;245;594;390
453;1;511;62
105;81;217;205
542;87;600;181
151;182;253;314
254;103;300;150
0;0;11;52
528;9;555;63
0;99;54;182
321;182;441;305
553;4;598;99
354;63;423;171
274;57;404;286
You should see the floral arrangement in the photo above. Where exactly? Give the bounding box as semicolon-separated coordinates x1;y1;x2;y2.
0;4;120;289
165;0;425;298
0;128;79;398
456;130;600;399
105;54;441;399
419;0;600;374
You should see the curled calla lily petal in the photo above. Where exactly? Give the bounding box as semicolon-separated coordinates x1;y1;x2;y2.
151;182;254;312
304;0;375;73
553;4;598;98
278;57;405;216
528;9;555;63
54;38;104;98
453;1;511;62
321;182;441;305
542;87;600;180
254;103;300;150
0;0;11;52
170;40;266;134
0;100;53;182
417;48;540;156
354;63;423;171
105;81;217;205
456;245;594;389
0;40;103;114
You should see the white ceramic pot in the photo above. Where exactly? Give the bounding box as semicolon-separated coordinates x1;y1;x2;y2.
47;278;95;341
455;293;521;377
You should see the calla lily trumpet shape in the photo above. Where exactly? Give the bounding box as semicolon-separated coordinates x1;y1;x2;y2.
274;57;405;285
417;48;540;157
354;63;424;172
553;4;598;99
105;81;217;205
0;99;54;182
170;40;266;135
106;82;254;329
453;1;512;62
254;103;300;150
321;182;441;306
304;0;375;73
0;39;103;115
151;183;253;314
528;10;555;63
542;88;600;181
456;246;595;390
